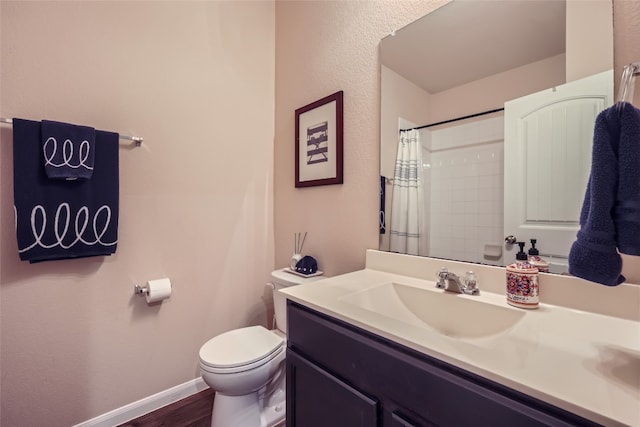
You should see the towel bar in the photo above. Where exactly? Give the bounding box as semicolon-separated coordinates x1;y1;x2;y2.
0;117;144;147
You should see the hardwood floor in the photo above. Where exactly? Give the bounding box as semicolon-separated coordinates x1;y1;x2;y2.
117;388;214;427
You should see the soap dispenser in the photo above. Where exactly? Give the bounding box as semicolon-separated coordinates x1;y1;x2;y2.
506;242;539;309
528;239;549;273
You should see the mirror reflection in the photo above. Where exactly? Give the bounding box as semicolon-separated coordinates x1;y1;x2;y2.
379;0;613;274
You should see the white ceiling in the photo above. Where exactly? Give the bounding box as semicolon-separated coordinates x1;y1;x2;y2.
380;0;566;94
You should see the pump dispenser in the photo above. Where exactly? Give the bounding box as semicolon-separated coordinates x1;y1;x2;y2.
527;239;549;273
516;242;528;263
506;241;539;309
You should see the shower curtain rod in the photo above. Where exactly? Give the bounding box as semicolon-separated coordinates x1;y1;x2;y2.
401;107;504;132
0;117;144;146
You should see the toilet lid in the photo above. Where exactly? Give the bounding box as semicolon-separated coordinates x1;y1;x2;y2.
199;326;284;369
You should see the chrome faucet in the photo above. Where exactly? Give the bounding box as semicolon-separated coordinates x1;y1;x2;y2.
436;268;479;295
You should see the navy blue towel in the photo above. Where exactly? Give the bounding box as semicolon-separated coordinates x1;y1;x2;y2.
614;103;640;255
41;120;95;180
13;118;119;262
568;102;640;285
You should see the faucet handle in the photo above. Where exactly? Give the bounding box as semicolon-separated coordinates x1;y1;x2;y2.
436;267;448;288
464;271;477;287
463;271;480;295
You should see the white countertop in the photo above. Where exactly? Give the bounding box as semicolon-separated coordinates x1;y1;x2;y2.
280;252;640;427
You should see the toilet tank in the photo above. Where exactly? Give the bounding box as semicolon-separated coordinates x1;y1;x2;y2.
271;269;324;334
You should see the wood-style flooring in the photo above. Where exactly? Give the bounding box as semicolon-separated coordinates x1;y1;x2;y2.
117;388;214;427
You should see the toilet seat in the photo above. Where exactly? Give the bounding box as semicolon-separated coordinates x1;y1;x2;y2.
199;326;284;374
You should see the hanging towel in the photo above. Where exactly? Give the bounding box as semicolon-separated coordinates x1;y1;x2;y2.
614;103;640;255
41;120;95;180
13;118;119;262
568;102;640;285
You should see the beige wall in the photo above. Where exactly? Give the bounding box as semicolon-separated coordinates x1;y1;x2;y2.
380;65;431;181
567;0;614;82
614;0;640;106
428;54;566;124
0;1;274;426
275;0;445;276
0;0;639;425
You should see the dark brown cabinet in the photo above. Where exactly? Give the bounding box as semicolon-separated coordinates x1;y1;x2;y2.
286;301;599;427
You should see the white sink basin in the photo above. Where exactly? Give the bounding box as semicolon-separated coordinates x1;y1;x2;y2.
339;282;525;339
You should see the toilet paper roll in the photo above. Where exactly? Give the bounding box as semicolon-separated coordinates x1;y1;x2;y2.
146;278;172;303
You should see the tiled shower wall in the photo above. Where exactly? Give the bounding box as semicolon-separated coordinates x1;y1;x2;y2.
423;117;504;265
420;145;431;257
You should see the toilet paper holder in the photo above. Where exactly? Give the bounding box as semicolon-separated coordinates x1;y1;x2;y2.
134;284;149;296
133;278;172;303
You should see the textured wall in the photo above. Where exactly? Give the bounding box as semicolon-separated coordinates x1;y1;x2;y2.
566;0;614;81
274;0;447;276
0;2;274;425
614;0;640;103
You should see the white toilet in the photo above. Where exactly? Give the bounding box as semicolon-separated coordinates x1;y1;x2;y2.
199;269;323;427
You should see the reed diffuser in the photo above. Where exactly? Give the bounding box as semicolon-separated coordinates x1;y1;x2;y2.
291;232;307;270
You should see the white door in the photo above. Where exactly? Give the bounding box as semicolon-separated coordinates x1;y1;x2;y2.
503;70;613;263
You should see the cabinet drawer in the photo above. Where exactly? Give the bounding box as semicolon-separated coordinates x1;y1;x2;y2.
287;301;599;427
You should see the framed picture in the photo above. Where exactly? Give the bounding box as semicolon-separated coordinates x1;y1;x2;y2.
295;91;343;187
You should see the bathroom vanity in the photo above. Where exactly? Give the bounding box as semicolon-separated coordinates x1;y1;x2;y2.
287;301;597;426
280;250;640;427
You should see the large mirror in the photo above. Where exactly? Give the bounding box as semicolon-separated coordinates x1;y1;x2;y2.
379;0;614;273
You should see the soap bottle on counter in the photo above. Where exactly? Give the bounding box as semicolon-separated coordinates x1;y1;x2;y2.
527;239;549;273
506;242;539;309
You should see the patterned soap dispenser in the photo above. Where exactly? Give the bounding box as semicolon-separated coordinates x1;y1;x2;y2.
506;242;539;309
528;239;549;273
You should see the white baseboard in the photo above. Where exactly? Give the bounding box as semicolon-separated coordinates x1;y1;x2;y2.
73;378;210;427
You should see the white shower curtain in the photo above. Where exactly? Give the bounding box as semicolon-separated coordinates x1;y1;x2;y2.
389;129;422;255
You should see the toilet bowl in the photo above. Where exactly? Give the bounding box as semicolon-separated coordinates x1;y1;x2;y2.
199;269;323;427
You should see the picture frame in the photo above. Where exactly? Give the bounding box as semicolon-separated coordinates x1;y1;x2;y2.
295;91;343;187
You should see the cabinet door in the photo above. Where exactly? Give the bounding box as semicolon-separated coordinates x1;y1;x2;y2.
286;350;379;427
